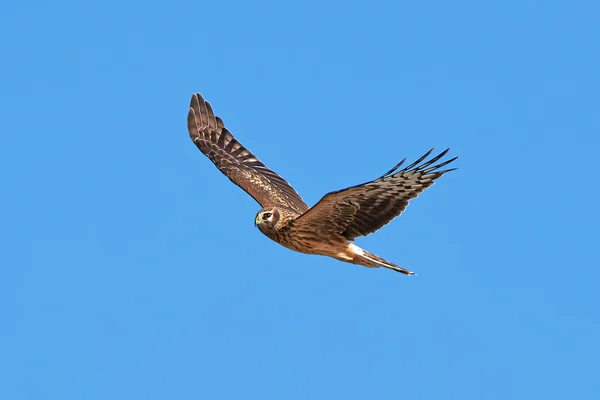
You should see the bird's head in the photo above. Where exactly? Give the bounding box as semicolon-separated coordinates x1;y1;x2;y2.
255;207;280;233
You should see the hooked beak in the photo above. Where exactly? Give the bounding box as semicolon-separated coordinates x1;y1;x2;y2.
254;215;260;227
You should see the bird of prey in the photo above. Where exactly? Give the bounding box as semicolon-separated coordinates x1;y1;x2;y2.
187;93;457;275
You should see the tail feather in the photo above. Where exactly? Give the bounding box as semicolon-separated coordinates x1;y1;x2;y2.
349;244;415;275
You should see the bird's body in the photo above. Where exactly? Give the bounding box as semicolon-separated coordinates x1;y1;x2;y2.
254;206;409;273
187;93;457;275
256;206;351;259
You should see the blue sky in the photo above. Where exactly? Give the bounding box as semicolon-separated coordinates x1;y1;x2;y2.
2;0;599;398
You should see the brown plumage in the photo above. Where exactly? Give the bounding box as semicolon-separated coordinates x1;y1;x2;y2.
187;93;457;275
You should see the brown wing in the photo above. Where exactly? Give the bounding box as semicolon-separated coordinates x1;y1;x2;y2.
187;93;309;214
293;149;457;240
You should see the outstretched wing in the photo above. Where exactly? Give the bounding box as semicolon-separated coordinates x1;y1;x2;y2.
293;149;457;240
187;93;309;214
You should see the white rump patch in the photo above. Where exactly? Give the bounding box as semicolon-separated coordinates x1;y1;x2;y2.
350;243;385;267
349;243;365;256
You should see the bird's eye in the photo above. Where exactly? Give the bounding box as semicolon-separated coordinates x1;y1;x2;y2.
262;212;272;220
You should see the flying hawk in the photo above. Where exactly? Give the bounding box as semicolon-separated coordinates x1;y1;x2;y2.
187;93;457;275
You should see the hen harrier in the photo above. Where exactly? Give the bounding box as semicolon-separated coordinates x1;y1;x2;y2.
187;93;457;275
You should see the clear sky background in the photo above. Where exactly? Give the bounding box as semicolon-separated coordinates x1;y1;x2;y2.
1;0;599;399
